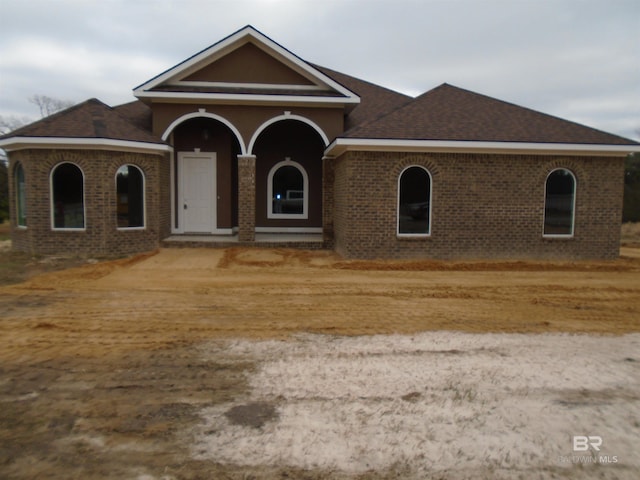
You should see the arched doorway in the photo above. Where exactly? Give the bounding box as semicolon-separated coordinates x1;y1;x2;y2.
169;117;242;234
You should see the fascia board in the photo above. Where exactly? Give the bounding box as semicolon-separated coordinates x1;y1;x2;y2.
325;138;640;157
0;137;172;155
135;90;360;106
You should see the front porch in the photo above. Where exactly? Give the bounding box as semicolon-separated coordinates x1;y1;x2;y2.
162;232;325;250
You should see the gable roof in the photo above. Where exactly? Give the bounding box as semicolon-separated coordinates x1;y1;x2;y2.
134;25;360;108
0;99;168;154
327;83;639;157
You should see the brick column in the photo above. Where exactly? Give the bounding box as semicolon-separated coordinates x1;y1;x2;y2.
322;155;335;247
237;155;256;242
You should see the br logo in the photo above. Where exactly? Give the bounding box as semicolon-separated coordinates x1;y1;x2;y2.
573;436;602;452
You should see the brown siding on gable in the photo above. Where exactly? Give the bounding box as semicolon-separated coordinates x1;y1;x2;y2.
8;149;167;256
332;151;624;260
183;42;316;86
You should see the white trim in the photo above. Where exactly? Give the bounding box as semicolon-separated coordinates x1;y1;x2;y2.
326;138;640;157
115;164;146;231
50;162;86;231
135;90;358;107
248;114;330;154
397;165;432;238
267;159;309;220
169;80;326;91
161;111;247;154
134;26;360;104
255;227;322;233
543;168;576;238
0;137;171;155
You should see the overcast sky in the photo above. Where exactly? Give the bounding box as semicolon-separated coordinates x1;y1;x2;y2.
1;0;638;140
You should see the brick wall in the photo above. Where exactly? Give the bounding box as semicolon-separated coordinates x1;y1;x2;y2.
8;149;168;256
332;151;624;260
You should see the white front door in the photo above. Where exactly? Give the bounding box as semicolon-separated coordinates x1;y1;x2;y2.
178;152;216;233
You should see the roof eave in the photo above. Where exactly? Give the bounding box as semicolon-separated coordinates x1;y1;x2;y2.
0;137;172;155
325;138;640;158
134;90;360;108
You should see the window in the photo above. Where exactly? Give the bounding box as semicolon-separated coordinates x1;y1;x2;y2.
544;168;576;236
398;166;431;236
268;159;308;219
51;163;85;229
116;165;145;228
15;162;26;227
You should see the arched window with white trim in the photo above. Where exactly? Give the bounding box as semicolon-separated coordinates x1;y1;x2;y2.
267;159;308;219
51;162;85;229
398;166;432;236
544;168;576;236
14;162;26;227
116;164;145;229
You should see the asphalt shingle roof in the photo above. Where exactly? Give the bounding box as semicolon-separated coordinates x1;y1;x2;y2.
313;65;413;131
343;83;637;145
2;98;164;144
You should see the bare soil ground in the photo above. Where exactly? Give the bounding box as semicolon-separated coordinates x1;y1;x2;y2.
1;243;639;479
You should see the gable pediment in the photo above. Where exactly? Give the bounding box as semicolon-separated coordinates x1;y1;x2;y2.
134;26;359;107
179;42;315;86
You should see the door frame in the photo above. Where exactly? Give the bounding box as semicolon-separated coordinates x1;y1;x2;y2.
172;151;229;234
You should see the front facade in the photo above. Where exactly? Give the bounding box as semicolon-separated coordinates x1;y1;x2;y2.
2;26;638;259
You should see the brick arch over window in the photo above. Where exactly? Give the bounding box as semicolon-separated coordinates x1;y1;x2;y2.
50;162;85;230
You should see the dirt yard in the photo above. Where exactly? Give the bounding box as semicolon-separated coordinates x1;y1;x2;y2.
1;246;639;479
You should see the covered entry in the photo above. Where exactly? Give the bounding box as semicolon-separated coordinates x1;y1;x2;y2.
170;116;241;234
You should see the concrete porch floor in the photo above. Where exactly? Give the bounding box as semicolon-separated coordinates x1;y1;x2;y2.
162;233;325;249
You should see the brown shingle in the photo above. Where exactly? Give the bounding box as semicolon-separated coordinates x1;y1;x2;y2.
313;65;413;130
344;83;637;145
2;98;164;144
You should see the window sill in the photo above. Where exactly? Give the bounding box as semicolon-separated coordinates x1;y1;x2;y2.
397;234;431;240
542;234;575;240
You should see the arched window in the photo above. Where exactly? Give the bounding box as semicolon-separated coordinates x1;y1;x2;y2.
267;159;308;219
14;162;26;227
398;166;432;236
116;164;145;228
51;163;85;229
544;168;576;236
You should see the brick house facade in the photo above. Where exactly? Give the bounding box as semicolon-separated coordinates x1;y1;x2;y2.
1;26;638;259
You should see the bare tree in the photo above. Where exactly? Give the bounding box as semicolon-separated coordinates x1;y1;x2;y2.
28;94;74;118
0;115;32;135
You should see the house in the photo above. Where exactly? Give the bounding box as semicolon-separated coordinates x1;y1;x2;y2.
1;25;638;259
